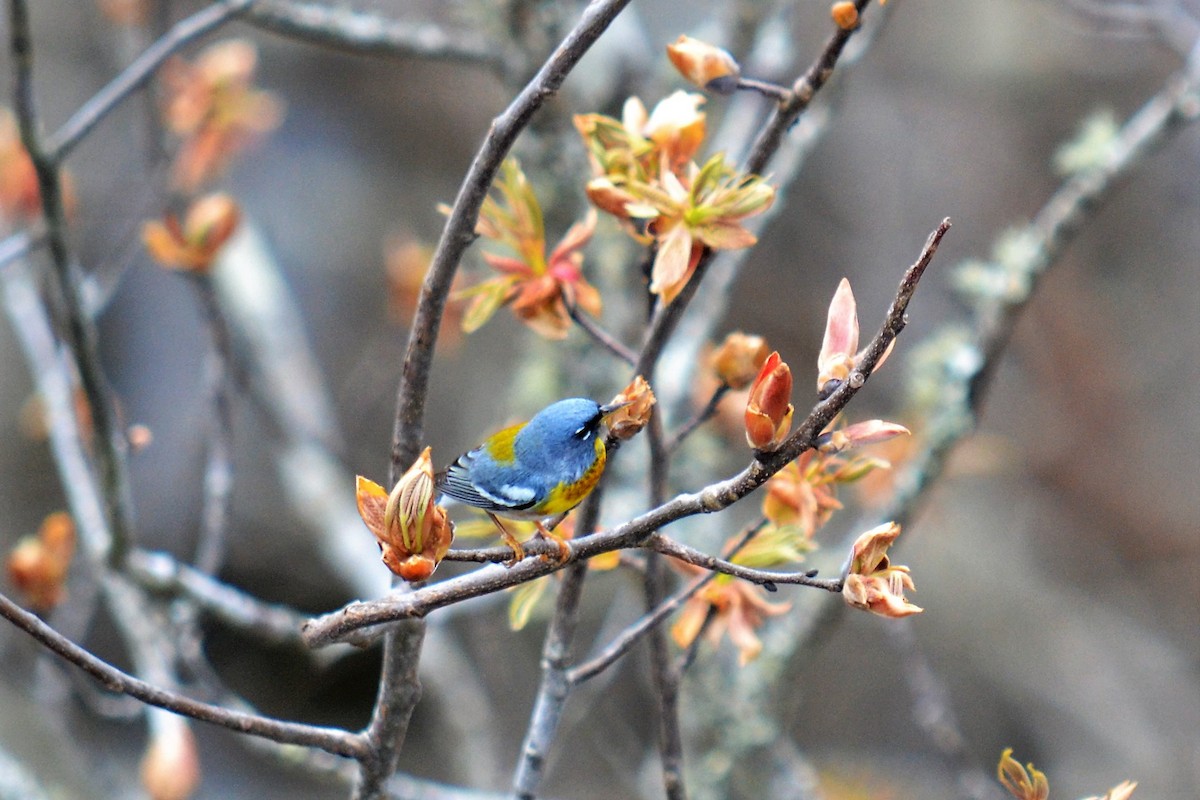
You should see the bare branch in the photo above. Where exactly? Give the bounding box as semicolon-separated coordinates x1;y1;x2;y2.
0;590;368;759
46;0;255;162
743;0;874;175
354;621;426;800
666;383;730;453
191;278;236;575
567;521;768;685
126;549;311;646
885;69;1200;533
649;535;838;592
389;0;634;476
9;0;136;562
510;562;590;800
566;299;638;365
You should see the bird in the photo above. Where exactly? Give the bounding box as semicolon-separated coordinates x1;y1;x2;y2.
438;397;629;564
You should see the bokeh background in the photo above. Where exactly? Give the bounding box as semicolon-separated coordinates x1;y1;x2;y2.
1;0;1198;798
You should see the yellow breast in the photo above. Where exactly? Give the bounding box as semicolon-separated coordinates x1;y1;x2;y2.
535;438;606;515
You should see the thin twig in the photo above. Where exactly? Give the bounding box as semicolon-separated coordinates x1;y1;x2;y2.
10;0;136;563
885;620;1007;800
303;219;950;647
243;0;512;74
742;0;873;176
566;299;638;364
0;590;368;759
666;383;730;453
649;535;837;592
389;0;634;477
566;520;767;684
46;0;255;162
884;70;1200;533
643;410;687;800
735;76;791;101
191;278;236;575
631;1;875;392
126;549;312;646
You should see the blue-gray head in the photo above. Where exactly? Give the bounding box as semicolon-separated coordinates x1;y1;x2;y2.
514;398;626;475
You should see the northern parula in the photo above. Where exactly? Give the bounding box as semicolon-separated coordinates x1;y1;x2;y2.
439;397;628;563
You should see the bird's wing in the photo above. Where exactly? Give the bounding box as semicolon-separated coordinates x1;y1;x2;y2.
439;449;540;514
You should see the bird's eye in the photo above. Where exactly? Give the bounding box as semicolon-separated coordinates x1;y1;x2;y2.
573;425;591;440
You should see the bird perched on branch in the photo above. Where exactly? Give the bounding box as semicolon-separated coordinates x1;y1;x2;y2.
438;397;630;564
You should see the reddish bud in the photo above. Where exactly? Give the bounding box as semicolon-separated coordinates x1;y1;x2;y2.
744;351;794;450
142;193;241;274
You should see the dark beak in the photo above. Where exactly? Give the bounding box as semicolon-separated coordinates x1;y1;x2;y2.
598;399;633;416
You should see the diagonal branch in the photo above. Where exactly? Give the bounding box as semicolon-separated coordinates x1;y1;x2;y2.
9;0;136;562
883;67;1200;533
46;0;255;162
649;534;836;591
0;590;368;759
366;5;635;799
303;219;951;647
565;520;766;685
742;0;873;176
389;0;634;477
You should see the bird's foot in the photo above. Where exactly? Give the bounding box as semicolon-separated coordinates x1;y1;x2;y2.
487;513;526;567
535;521;571;564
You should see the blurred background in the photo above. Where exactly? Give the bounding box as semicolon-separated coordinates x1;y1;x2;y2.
1;0;1198;798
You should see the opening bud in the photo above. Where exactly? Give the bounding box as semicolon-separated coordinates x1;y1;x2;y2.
744;351;794;450
666;35;741;94
710;331;770;390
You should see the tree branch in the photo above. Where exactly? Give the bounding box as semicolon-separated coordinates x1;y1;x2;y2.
9;0;136;563
126;549;312;646
649;535;837;592
742;0;874;176
566;520;765;685
884;68;1200;533
303;219;950;647
46;0;255;162
566;298;638;365
0;590;368;759
510;562;590;800
666;383;730;453
389;0;634;476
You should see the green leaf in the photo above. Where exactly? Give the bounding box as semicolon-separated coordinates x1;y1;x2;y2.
508;577;550;631
460;279;514;333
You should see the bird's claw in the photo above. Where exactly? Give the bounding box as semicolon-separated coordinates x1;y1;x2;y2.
535;521;571;564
